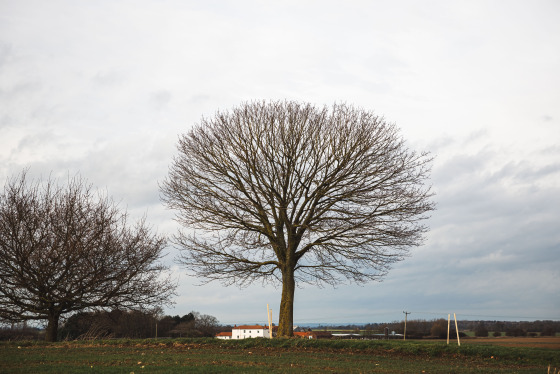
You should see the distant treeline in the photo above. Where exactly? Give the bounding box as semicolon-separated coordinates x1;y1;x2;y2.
1;310;222;341
3;315;558;341
312;319;559;339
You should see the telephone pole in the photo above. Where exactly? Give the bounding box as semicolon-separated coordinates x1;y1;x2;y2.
403;311;411;340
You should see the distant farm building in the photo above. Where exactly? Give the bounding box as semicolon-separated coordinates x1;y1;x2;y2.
216;325;272;340
216;325;333;339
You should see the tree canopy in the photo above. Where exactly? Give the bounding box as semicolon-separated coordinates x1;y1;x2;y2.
0;171;176;341
161;101;435;336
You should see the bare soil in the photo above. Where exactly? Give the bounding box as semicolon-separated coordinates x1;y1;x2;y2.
461;336;560;350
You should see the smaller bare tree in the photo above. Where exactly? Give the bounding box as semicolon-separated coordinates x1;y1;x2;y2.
193;311;220;337
0;171;176;341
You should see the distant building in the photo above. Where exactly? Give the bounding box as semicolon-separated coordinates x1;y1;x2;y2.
216;325;333;340
215;332;232;339
216;325;272;339
294;331;332;339
293;331;313;339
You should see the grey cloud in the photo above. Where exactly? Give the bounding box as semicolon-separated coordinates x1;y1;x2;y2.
433;152;490;185
15;131;57;152
0;115;13;129
425;135;457;153
425;136;560;302
0;80;43;100
93;70;127;87
539;145;560;157
188;94;212;104
0;42;13;68
464;129;488;143
488;160;560;185
150;90;172;110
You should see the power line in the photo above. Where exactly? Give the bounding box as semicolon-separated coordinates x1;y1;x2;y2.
220;311;560;325
410;311;560;320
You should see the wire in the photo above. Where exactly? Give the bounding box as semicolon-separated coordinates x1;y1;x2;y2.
410;311;560;320
221;311;560;325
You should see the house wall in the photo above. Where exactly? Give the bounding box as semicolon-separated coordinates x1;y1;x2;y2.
231;327;271;339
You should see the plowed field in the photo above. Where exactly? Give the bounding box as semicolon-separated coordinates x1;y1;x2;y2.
462;336;560;350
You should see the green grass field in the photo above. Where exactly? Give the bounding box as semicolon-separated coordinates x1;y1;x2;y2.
1;338;559;373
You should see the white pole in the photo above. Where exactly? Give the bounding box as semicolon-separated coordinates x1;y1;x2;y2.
454;313;461;346
266;304;272;339
447;314;450;345
266;304;272;338
270;308;273;339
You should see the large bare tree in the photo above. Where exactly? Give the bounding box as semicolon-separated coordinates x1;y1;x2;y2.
0;171;176;341
161;101;435;337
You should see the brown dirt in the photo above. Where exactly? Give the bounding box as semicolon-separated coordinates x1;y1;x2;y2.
461;336;560;350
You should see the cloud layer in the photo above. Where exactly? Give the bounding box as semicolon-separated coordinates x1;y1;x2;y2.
1;0;559;324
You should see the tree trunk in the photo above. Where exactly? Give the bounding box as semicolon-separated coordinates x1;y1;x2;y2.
277;266;295;337
45;312;60;342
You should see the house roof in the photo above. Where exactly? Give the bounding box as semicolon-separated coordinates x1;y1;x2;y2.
232;325;268;330
216;332;232;337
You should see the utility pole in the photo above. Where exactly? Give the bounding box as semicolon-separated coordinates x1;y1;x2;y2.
403;311;411;340
454;313;461;346
447;314;450;345
267;304;273;339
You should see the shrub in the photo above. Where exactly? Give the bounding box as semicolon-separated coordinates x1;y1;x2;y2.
474;323;489;337
505;328;527;337
541;326;556;336
430;319;447;338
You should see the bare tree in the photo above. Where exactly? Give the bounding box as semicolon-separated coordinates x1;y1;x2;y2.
0;171;176;341
193;311;220;337
161;101;435;337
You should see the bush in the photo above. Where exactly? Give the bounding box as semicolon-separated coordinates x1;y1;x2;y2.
493;331;501;337
541;326;556;336
474;323;488;337
430;319;447;338
505;328;527;337
0;326;42;341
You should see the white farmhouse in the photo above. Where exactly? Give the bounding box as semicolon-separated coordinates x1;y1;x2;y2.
216;324;272;339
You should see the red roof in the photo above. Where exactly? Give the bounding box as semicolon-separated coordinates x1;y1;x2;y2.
293;332;312;337
216;332;232;337
232;325;268;330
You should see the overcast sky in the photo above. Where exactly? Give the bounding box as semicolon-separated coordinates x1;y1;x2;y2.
1;0;559;326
